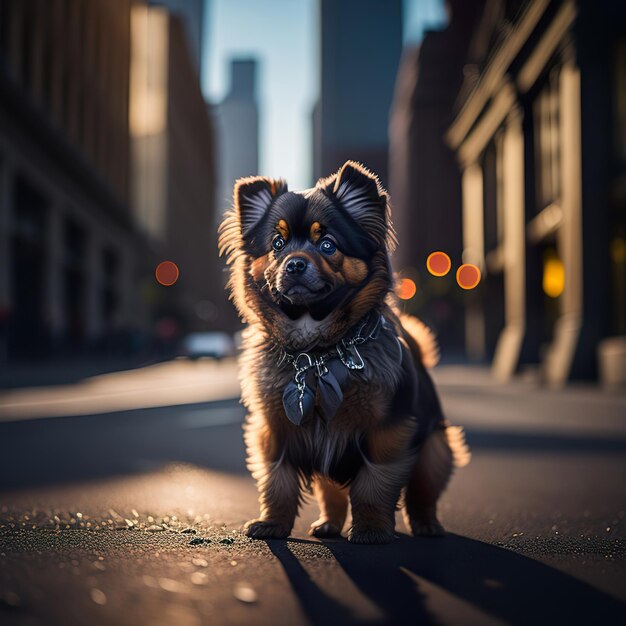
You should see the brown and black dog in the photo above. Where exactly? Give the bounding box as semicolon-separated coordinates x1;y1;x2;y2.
219;161;469;544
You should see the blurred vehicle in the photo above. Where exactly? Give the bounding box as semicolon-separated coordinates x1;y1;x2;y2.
181;332;235;360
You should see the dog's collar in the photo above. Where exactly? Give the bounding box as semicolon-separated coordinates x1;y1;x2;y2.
278;312;395;425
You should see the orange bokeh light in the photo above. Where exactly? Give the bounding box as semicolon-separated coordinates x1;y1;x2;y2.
426;251;451;277
456;264;481;290
155;261;179;286
397;277;417;300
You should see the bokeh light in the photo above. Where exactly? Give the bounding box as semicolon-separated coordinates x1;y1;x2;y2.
456;264;481;290
155;261;179;286
543;257;565;298
397;277;417;300
426;251;451;277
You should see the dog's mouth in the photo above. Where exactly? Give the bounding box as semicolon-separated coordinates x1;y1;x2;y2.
282;282;333;304
285;284;332;297
274;281;357;321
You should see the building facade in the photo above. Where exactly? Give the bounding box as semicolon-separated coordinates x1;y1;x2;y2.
0;0;144;358
0;0;224;360
149;0;205;75
389;0;483;355
446;0;626;384
314;0;403;184
130;4;225;333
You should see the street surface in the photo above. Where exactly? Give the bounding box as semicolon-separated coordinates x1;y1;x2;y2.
0;360;624;625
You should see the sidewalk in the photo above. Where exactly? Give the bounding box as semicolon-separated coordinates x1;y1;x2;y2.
432;366;626;439
0;359;624;438
0;358;241;421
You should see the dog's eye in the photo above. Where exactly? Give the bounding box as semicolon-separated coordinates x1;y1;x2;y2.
272;235;286;252
319;239;337;255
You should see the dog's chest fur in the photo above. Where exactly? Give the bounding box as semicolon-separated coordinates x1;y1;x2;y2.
240;321;406;479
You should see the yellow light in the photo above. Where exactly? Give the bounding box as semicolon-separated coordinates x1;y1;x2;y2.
397;278;417;300
543;257;564;298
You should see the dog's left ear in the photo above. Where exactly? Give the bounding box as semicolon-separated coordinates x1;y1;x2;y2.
317;161;388;231
234;176;287;236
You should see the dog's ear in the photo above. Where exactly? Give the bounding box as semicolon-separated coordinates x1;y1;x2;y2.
234;176;287;236
318;161;387;224
317;161;389;243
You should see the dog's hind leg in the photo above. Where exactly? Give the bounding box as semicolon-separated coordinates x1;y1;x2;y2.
403;425;470;537
309;476;348;538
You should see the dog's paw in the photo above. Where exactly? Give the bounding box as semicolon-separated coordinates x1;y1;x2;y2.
410;518;445;538
347;527;396;544
244;519;291;540
309;519;342;538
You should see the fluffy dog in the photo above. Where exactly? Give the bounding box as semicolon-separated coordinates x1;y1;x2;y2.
219;161;469;544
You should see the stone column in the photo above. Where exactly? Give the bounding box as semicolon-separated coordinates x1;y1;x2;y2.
492;109;526;381
461;162;485;360
544;61;583;387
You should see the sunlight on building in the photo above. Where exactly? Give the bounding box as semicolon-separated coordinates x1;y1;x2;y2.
130;6;169;138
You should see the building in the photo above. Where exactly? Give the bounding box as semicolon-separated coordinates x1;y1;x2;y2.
0;0;146;358
149;0;205;75
213;59;259;219
0;0;225;361
314;0;403;184
389;0;483;354
445;0;626;384
130;4;225;332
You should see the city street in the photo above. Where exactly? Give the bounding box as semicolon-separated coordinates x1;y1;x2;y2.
0;361;624;625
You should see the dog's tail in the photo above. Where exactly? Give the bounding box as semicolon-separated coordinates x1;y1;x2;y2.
399;313;440;369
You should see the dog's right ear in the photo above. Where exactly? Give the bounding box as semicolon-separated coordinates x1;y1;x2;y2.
234;176;287;236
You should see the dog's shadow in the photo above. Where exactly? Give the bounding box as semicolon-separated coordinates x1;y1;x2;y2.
266;532;624;626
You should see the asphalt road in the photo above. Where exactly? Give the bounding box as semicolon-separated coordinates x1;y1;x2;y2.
0;366;625;625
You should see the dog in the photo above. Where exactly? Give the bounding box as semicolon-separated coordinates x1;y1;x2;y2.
218;161;469;544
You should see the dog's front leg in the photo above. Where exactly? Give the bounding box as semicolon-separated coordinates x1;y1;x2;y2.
348;456;413;544
244;458;301;540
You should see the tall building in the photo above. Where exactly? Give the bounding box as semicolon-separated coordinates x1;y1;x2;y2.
389;0;483;355
149;0;205;75
446;0;626;385
0;0;225;362
0;0;145;357
314;0;403;184
130;5;225;331
214;59;259;218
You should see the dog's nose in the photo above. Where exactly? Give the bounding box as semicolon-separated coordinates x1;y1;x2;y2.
285;257;308;275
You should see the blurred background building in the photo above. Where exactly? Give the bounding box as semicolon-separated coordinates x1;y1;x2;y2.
313;0;403;184
444;0;626;385
0;0;622;386
213;59;259;220
0;0;140;359
389;0;483;356
0;0;226;363
149;0;205;74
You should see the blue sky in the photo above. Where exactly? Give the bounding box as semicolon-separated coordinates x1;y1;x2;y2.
202;0;318;190
201;0;446;190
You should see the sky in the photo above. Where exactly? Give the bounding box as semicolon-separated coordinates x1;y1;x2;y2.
201;0;446;190
202;0;318;190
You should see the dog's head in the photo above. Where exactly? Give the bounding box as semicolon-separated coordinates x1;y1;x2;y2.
219;161;396;347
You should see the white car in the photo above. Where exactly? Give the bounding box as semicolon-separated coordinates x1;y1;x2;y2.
182;332;235;360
